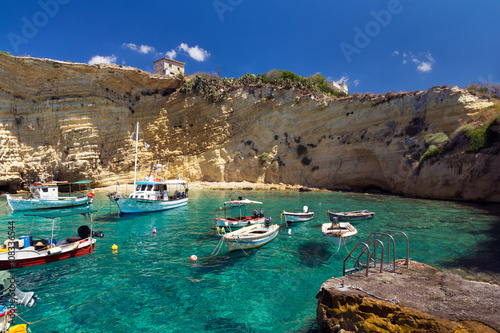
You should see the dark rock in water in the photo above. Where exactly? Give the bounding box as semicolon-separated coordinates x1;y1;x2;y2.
298;242;332;268
316;261;500;332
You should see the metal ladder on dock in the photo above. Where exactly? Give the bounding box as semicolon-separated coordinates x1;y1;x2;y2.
342;230;409;277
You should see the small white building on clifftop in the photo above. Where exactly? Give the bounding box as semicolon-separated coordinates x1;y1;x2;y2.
153;57;185;77
329;81;348;94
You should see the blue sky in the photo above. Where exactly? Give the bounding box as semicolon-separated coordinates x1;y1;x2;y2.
0;0;499;94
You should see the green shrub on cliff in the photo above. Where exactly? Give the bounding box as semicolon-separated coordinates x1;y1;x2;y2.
0;51;11;56
465;116;499;153
466;82;500;99
424;132;449;147
179;73;228;102
180;69;348;102
418;145;443;166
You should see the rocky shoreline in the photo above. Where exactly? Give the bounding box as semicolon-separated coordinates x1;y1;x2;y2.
317;261;500;332
92;181;324;193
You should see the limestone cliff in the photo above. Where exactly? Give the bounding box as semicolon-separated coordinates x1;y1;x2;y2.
1;54;499;202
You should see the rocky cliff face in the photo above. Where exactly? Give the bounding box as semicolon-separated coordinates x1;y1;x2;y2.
1;54;499;202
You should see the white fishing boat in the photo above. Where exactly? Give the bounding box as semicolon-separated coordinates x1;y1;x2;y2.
281;206;314;223
109;123;189;214
0;208;104;270
327;210;375;222
110;176;188;214
215;199;265;228
5;180;94;212
321;221;358;246
223;220;279;252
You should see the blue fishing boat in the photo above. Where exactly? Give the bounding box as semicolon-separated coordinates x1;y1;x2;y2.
5;179;93;212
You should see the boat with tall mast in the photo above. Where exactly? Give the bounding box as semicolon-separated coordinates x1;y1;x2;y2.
109;122;189;214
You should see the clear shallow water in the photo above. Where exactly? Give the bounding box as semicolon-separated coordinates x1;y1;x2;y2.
0;190;499;332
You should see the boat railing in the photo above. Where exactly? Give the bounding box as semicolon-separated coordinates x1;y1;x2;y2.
342;229;409;277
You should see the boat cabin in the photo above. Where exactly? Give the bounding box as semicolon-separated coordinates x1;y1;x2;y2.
30;183;60;199
129;180;188;201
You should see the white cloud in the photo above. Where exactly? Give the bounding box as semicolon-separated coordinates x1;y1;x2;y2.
122;43;155;54
122;43;138;51
88;55;117;65
335;75;349;85
392;50;399;56
332;75;359;87
396;51;435;73
165;49;177;59
178;43;210;62
417;61;432;72
138;45;155;54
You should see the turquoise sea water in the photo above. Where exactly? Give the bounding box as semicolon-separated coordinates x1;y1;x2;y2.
0;189;499;332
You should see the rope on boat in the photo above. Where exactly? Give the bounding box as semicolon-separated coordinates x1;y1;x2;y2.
234;237;250;256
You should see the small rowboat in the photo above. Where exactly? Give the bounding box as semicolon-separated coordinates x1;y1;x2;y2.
282;206;314;223
327;210;375;222
223;222;279;252
321;222;358;246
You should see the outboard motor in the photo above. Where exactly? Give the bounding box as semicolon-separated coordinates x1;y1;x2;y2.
259;209;264;218
253;209;258;218
77;225;104;238
0;271;38;308
264;217;272;227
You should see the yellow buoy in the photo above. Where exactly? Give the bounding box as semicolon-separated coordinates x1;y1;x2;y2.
9;324;27;333
111;244;118;251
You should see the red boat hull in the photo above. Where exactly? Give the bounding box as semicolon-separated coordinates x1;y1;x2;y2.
0;243;95;270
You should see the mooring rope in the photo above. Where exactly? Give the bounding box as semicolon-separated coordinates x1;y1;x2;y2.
0;200;9;213
210;236;225;256
234;237;250;256
93;199;113;218
13;296;94;326
329;276;399;304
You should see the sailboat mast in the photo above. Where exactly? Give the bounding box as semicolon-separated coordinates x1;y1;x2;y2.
133;122;139;188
